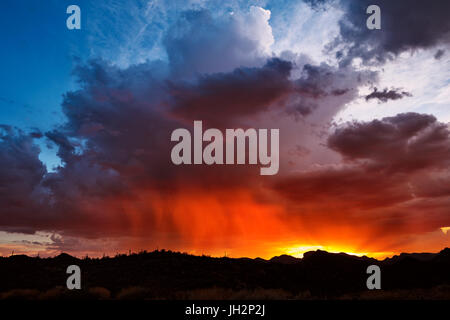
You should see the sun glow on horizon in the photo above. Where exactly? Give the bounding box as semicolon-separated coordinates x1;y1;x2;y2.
279;244;397;260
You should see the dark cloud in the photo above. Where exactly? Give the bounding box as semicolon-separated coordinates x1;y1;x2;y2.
275;166;411;210
45;130;76;162
328;113;450;172
170;58;377;124
0;126;49;230
1;6;449;256
0;53;374;239
29;130;43;139
274;113;450;238
295;64;351;98
0;3;297;237
434;49;445;60
306;0;450;65
0;55;286;238
286;62;377;118
365;87;412;103
168;58;293;126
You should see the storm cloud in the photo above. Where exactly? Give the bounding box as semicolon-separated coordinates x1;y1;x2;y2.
365;88;412;103
1;4;449;257
307;0;450;66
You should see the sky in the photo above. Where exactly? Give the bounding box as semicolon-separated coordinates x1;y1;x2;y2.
0;0;450;259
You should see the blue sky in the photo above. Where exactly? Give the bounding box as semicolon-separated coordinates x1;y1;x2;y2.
0;0;91;168
0;1;87;129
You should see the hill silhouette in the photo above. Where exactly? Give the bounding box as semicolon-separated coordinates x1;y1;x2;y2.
0;248;449;299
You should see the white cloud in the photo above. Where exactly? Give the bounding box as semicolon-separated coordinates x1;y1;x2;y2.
271;2;343;65
335;49;450;123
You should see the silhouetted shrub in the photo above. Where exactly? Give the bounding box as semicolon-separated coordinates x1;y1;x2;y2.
0;289;40;300
88;287;111;299
116;286;151;300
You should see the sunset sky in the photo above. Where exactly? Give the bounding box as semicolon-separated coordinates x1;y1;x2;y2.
1;0;449;259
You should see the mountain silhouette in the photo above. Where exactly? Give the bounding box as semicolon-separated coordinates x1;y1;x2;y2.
0;248;449;299
269;254;301;264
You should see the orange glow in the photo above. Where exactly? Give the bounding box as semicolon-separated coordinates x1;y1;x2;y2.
277;244;397;259
2;188;449;259
75;188;440;260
